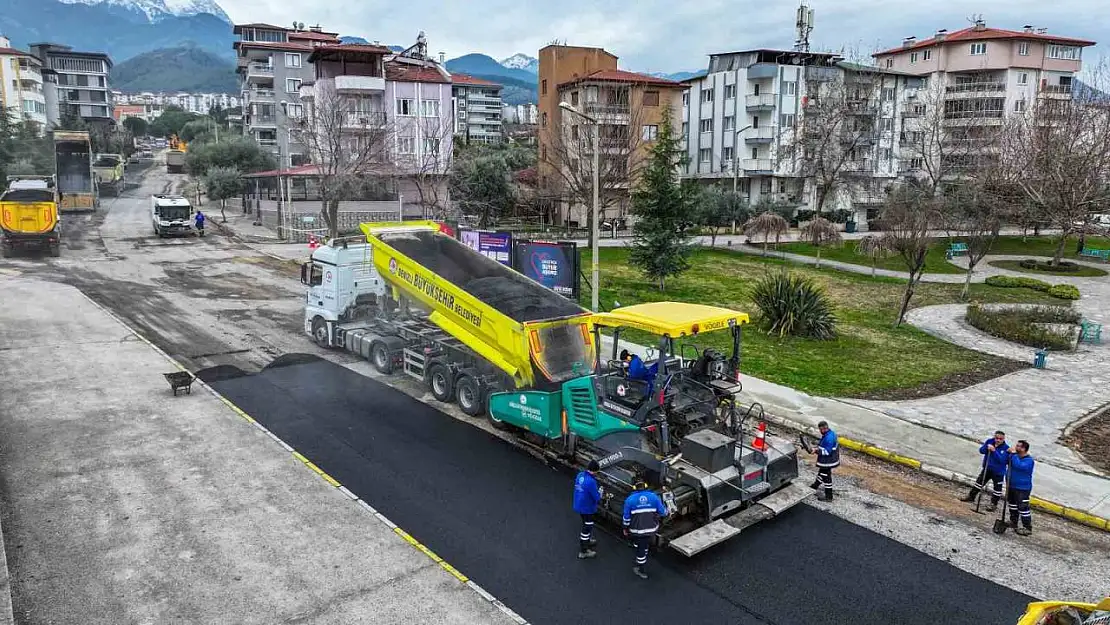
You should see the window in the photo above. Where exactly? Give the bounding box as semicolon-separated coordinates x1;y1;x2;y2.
751;147;758;159
783;81;797;96
923;50;932;61
542;111;547;127
722;146;734;162
701;89;713;103
1014;99;1027;112
285;78;301;93
886;58;894;68
643;90;660;106
1019;42;1030;56
751;115;759;128
879;148;892;160
397;136;415;154
420;99;440;117
910;52;918;64
286;103;303;119
881;117;894;132
541;79;547;95
682;92;689;105
571;91;579;106
1018;72;1029;85
724;84;736;99
423;137;441;154
681;122;689;137
881;87;895;101
285;53;301;68
699;118;713;133
1047;45;1080;60
780;113;796;128
396;98;415;116
913;103;927;115
723;116;735;131
699;148;711;163
970;43;987;56
641;124;659;141
760;178;772;194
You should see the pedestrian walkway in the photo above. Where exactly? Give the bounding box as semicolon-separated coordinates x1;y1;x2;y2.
0;276;514;624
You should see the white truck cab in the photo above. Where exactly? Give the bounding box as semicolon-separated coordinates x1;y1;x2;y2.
151;195;194;237
301;240;388;345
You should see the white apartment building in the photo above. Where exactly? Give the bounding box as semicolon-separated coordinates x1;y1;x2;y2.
682;50;923;226
112;91;240;116
450;73;503;144
0;37;48;130
29;42;113;128
502;102;538;125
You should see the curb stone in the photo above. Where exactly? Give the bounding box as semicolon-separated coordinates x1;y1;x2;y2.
761;411;1110;533
0;501;16;624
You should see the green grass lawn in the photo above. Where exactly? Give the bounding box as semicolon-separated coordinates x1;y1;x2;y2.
988;259;1109;278
776;240;965;274
582;248;1056;398
989;235;1110;259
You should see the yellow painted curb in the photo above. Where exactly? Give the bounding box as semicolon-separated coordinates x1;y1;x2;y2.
839;437;923;470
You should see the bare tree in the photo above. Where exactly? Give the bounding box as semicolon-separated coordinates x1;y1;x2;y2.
399;115;456;219
856;234;892;277
799;216;842;268
744;212;789;255
294;82;394;239
943;168;1010;299
998;66;1110;264
881;181;946;326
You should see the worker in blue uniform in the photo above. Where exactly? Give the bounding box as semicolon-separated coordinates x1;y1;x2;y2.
620;349;659;397
808;420;839;502
622;480;668;580
572;460;602;559
1006;440;1035;536
194;210;205;236
960;430;1009;511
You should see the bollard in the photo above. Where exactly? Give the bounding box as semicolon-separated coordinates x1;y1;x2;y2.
1033;348;1048;369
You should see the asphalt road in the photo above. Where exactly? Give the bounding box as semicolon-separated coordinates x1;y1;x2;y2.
202;356;1033;625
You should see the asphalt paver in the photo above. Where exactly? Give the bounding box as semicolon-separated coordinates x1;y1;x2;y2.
201;356;1033;625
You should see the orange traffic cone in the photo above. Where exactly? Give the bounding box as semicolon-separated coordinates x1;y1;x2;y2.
753;421;767;452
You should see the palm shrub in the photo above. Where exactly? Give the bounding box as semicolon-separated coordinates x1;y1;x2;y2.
750;271;838;339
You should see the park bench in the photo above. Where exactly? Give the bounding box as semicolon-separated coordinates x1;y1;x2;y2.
946;242;969;260
1078;248;1110;262
1080;320;1103;345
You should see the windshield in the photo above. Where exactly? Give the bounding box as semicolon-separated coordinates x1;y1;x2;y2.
1;189;54;203
93;155;121;167
158;206;191;221
531;321;595;384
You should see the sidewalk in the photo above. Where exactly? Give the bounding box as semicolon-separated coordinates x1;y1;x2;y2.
0;276;516;624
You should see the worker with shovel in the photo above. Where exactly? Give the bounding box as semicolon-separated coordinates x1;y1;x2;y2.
1005;441;1036;536
960;430;1009;512
809;421;839;502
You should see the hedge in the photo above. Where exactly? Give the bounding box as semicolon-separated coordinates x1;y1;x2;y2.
985;275;1081;300
965;304;1079;351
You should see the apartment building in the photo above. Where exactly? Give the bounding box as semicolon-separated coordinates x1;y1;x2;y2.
0;36;48;130
681;49;923;226
502;102;538;125
450;73;503;145
234;23;340;166
538;44;684;227
29;42;113;127
113;91;240;118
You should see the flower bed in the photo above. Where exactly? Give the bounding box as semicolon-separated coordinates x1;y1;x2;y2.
984;275;1081;300
965;304;1080;351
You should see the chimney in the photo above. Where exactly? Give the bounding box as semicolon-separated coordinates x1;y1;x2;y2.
973;19;986;32
438;51;445;64
902;36;917;47
935;28;948;41
1023;24;1034;33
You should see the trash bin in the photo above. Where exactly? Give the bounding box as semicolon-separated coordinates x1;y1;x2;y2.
845;221;857;234
1033;348;1048;369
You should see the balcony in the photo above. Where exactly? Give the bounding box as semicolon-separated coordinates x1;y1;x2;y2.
843;159;873;174
745;93;777;110
846;98;877;114
247;63;274;82
584;102;630;116
1039;84;1073;99
248;88;275;102
334;75;385;93
747;63;777;79
249;115;277;128
256;136;278;146
944;82;1006;97
901;103;924;117
468;103;502;114
468;93;502;104
743;127;776;143
742;158;773;172
343;111;387;129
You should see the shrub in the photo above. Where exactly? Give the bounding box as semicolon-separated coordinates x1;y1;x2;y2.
1019;259;1082;273
984;275;1081;300
750;272;837;339
966;304;1078;351
1047;284;1081;300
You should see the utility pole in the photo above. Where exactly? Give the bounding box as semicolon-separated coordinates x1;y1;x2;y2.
559;101;601;312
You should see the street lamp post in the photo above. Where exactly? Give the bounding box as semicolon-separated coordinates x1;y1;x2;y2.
559;101;601;312
731;125;753;233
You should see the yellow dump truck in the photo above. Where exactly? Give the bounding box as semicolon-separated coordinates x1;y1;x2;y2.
1;175;60;257
1017;597;1110;625
166;135;187;174
53;130;97;212
92;153;125;197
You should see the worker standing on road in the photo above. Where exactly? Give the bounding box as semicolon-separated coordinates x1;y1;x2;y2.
960;430;1009;511
194;210;206;237
809;421;839;502
1006;440;1036;536
573;460;601;560
622;481;668;580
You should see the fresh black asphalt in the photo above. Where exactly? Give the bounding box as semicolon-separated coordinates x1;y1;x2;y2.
201;355;1033;625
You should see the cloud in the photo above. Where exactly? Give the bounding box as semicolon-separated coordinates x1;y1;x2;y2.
218;0;1107;71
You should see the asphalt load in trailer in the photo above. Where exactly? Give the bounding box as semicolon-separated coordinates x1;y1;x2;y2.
383;231;584;322
200;355;1033;625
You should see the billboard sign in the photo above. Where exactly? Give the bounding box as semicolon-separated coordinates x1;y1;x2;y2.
513;240;579;299
460;229;513;266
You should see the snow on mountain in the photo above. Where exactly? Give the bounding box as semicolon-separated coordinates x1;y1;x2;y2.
499;53;538;73
56;0;230;23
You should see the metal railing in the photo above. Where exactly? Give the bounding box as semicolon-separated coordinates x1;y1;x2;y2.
249;88;275;101
945;82;1005;94
248;63;274;75
584;102;630;115
745;93;777;108
343;112;388;127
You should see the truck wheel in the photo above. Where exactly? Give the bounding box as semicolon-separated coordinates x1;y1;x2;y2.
370;342;393;374
49;242;61;258
1;244;10;259
427;363;455;403
311;317;331;348
455;375;483;416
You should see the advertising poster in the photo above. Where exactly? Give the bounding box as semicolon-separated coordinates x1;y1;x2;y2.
460;229;513;266
513;240;580;299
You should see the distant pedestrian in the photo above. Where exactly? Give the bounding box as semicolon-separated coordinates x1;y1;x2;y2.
573;460;601;560
808;421;839;502
1006;440;1035;536
622;480;668;580
194;210;206;236
960;430;1009;511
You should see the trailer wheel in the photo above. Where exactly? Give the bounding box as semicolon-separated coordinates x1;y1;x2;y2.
311;316;331;348
370;342;392;374
49;242;61;258
1;244;10;259
427;363;455;403
455;375;483;416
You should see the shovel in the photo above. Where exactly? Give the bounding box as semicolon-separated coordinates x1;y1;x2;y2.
992;456;1013;535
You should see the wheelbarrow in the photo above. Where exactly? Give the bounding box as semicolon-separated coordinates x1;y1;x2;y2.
163;371;196;396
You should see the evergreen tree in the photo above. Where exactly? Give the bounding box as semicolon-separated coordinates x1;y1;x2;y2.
629;108;696;292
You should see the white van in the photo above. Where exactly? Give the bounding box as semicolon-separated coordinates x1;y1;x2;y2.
151;195;194;237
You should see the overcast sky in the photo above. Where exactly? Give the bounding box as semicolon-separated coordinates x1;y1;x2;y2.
219;0;1108;72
